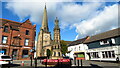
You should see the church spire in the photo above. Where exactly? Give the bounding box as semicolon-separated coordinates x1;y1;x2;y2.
41;4;49;32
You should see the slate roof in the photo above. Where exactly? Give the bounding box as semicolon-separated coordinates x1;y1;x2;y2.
68;36;89;46
84;28;120;43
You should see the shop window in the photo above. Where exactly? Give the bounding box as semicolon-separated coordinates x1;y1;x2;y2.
4;26;9;32
105;51;108;58
2;49;7;54
92;52;99;58
102;51;115;58
26;30;29;35
24;39;29;46
2;36;8;44
102;52;105;58
111;51;115;58
108;51;112;58
22;50;28;58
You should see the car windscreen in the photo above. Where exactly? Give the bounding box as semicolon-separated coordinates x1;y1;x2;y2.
1;56;11;59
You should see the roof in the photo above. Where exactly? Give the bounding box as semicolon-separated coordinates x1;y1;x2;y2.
68;36;89;46
84;28;120;43
0;18;36;30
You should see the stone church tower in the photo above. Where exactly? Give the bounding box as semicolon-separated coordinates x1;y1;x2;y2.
36;5;51;57
51;17;62;59
36;5;62;59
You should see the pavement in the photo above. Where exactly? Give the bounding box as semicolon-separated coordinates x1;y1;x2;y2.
1;60;120;68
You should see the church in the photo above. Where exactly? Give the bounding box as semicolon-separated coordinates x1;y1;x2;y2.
36;5;62;59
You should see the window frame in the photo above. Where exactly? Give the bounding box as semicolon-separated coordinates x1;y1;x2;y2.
25;30;29;35
2;36;8;44
24;38;29;46
3;26;9;32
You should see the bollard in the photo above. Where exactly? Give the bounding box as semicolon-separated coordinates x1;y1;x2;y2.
69;59;71;68
81;59;83;68
77;60;79;68
21;61;24;66
35;58;37;68
45;59;47;68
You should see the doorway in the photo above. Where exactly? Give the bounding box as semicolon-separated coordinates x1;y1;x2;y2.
12;49;18;60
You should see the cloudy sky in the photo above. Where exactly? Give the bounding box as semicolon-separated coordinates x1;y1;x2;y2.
1;0;119;41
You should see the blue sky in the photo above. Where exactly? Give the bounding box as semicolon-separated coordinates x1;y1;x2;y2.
1;0;119;41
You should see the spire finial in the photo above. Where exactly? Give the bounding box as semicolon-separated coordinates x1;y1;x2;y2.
45;3;46;9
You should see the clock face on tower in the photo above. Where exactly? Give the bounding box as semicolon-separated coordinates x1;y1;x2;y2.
45;35;48;38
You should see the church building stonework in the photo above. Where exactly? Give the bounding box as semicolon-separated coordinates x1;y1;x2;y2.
36;5;62;59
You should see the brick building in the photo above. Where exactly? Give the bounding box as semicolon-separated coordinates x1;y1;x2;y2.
0;18;36;60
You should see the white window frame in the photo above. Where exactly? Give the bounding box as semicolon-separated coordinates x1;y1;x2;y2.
2;36;8;44
25;39;29;46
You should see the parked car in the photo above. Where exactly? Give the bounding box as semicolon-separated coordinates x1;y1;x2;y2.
0;55;12;65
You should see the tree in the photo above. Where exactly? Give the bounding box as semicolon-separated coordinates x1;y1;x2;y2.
46;49;51;58
61;40;68;56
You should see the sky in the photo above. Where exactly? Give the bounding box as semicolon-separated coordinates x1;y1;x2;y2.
1;0;119;41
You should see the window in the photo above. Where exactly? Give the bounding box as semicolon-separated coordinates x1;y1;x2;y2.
26;30;29;35
111;51;115;58
79;46;81;50
111;38;115;44
55;46;56;49
22;50;28;58
100;40;109;45
24;39;29;46
4;26;8;32
58;52;60;56
102;51;115;58
58;46;59;49
54;52;56;56
2;49;7;54
92;52;99;58
2;36;8;44
102;52;105;58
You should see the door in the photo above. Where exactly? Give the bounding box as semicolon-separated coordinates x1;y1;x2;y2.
12;49;18;60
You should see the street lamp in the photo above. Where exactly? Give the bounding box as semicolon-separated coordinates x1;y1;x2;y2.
29;49;36;66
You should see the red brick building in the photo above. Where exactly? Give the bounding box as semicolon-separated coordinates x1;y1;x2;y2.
0;18;36;60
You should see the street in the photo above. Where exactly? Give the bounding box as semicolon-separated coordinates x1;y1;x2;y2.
1;60;120;68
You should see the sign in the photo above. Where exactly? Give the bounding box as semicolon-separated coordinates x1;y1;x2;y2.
76;57;85;60
43;59;70;62
78;54;85;57
0;51;4;53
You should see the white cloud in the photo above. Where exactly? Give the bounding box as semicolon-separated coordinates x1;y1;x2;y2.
58;2;104;29
6;0;59;24
5;0;118;40
75;4;118;39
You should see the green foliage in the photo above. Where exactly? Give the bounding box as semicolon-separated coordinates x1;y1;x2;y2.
61;40;68;56
46;49;51;58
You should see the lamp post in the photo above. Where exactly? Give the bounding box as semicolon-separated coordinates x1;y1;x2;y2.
30;49;35;66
